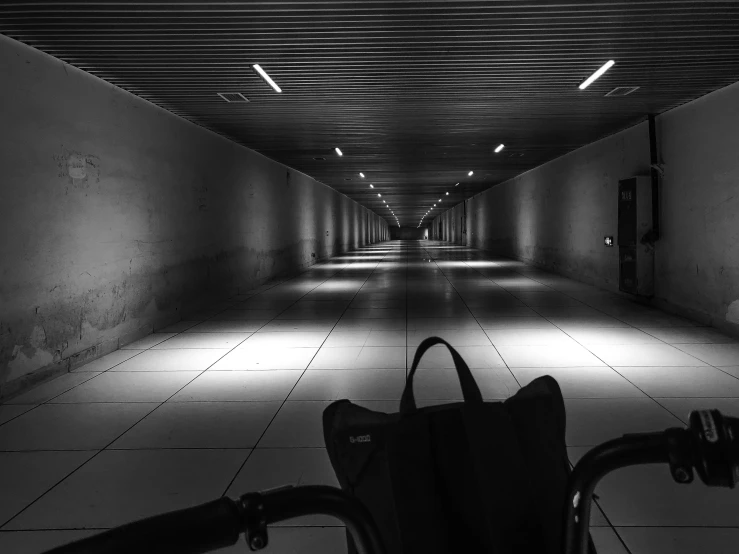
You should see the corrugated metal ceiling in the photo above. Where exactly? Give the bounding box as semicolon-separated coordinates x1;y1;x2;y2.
2;1;739;227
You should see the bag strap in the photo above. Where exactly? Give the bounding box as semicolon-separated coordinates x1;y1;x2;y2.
400;336;484;414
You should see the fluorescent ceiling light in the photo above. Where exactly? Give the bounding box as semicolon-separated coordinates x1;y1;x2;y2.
335;147;343;156
468;171;474;176
446;192;449;195
369;184;374;188
455;183;459;187
495;144;505;153
383;200;386;203
252;64;282;93
378;193;381;197
579;60;615;90
359;172;365;178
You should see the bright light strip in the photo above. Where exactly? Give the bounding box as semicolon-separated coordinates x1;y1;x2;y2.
446;192;449;195
377;193;381;197
468;171;474;176
383;200;386;203
369;184;374;188
495;144;505;153
579;60;615;90
335;147;343;156
252;64;282;93
455;183;459;186
359;172;365;178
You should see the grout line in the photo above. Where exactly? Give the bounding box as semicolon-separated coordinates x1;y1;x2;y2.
220;244;392;497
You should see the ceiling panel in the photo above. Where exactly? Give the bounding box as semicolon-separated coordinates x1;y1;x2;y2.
2;1;739;227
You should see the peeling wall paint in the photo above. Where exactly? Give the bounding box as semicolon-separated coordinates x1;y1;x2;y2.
0;35;388;392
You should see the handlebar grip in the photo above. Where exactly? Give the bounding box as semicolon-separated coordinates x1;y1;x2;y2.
45;497;242;554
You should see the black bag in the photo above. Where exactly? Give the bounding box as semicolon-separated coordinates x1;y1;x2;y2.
322;337;595;554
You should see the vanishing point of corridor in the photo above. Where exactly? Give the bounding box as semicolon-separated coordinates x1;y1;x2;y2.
1;241;739;553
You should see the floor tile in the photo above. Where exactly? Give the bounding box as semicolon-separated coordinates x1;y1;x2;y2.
408;368;519;400
355;347;407;369
152;333;251;349
640;327;738;344
226;448;339;526
343;308;406;319
564;327;663;345
485;328;577;346
407;317;480;330
590;527;630;554
565;398;681;446
0;530;97;554
476;317;556;330
210;347;318;370
169;371;302;402
0;451;95;527
468;306;539;318
212;309;281;320
110;402;281;449
323;331;371;347
0;403;157;451
258;402;331;447
408;345;506;369
108;349;228;372
5;372;103;404
511;367;645;398
549;316;631;330
617;527;739;554
259;320;337;333
120;333;177;350
407;329;490;347
154;320;200;333
588;344;709;367
71;350;141;372
497;344;606;367
289;370;405;401
654;397;739;424
364;330;407;347
0;405;36;426
185;320;267;333
672;343;739;366
616;366;739;397
240;332;329;348
333;318;406;331
4;449;247;530
50;372;199;403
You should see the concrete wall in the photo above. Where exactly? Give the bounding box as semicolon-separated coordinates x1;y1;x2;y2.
0;35;388;395
431;202;466;244
432;81;739;335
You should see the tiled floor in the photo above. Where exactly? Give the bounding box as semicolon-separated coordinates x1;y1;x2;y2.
2;240;739;554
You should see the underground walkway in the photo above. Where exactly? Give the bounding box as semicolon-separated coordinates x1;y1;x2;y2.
1;240;739;553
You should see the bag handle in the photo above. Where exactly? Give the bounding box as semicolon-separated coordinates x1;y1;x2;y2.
400;336;484;414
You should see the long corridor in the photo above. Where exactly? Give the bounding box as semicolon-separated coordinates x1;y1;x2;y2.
2;241;739;553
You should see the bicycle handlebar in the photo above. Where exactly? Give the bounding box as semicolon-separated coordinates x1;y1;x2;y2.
564;409;739;554
44;485;386;554
44;410;738;554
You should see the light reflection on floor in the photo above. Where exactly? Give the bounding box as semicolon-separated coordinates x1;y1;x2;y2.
2;240;739;553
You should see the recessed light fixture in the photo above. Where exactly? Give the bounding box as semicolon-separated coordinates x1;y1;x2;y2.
369;184;374;188
494;144;505;153
383;200;386;203
359;172;365;178
438;199;442;202
468;171;474;176
455;183;459;187
378;193;381;197
335;147;343;156
579;60;615;90
252;64;282;93
445;192;449;195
